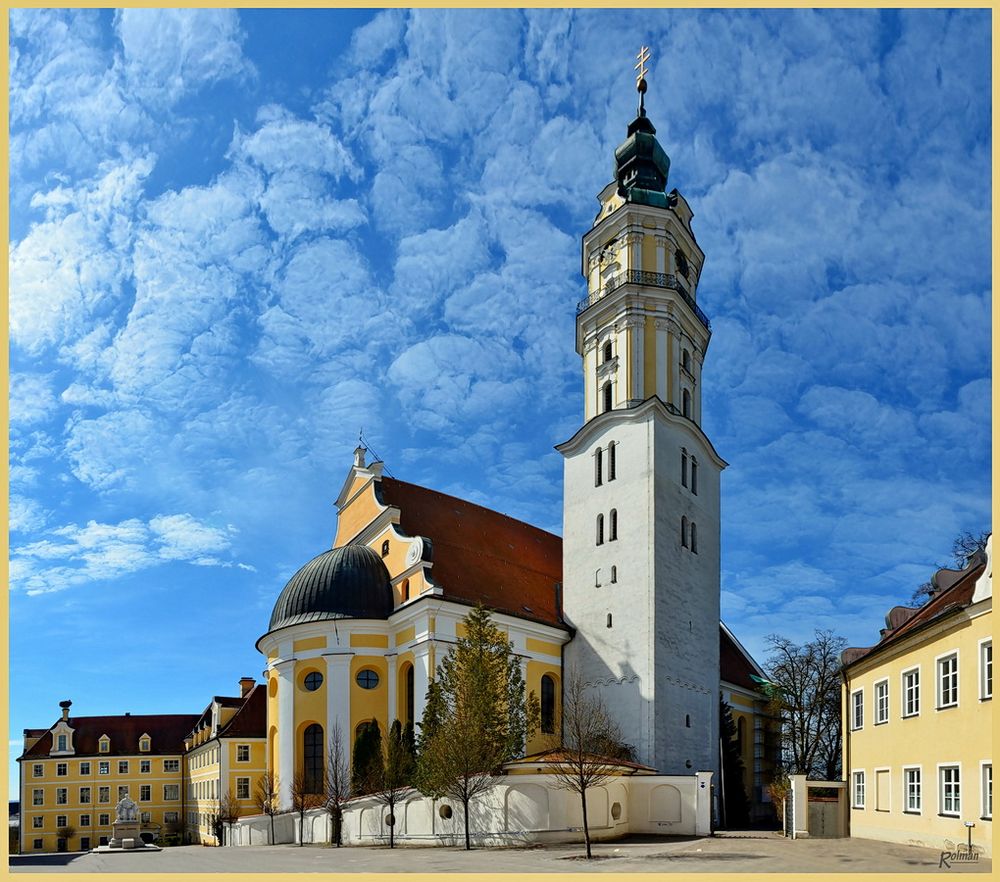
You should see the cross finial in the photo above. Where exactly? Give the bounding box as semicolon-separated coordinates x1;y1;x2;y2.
635;45;651;115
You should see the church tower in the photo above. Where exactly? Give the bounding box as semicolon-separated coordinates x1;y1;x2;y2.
557;51;726;776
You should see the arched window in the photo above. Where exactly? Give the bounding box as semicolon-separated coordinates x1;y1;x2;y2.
736;717;745;754
603;383;613;413
685;714;691;728
606;613;613;628
682;389;691;419
609;509;618;541
381;540;390;557
690;522;698;554
681;516;688;548
603;341;613;362
540;675;556;734
402;578;410;601
608;442;616;480
681;448;688;487
302;724;323;794
405;665;415;725
691;458;698;495
594;448;603;486
596;514;604;546
595;568;601;587
682;348;691;373
676;250;689;279
610;565;617;584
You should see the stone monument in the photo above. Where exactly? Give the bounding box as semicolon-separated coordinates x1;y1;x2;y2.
109;795;142;849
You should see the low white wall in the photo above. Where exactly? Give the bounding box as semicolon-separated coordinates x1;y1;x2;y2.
230;772;711;847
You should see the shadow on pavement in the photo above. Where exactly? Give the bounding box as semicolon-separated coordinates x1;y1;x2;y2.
9;854;86;867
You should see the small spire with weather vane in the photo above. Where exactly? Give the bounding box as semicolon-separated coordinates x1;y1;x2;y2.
635;45;651;116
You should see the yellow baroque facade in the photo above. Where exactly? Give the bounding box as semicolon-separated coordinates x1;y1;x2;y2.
841;535;992;857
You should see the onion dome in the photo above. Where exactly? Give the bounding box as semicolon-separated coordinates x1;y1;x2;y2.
614;50;671;208
268;544;393;632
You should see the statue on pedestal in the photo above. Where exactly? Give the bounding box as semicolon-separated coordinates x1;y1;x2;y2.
115;795;139;823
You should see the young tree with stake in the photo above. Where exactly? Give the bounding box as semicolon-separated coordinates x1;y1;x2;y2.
290;771;322;846
324;722;351;847
253;770;280;845
372;719;416;848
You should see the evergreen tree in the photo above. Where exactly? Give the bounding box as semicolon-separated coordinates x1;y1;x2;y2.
719;699;751;829
351;720;384;796
416;605;539;850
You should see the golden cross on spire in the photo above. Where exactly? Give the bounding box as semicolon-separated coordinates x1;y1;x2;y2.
635;45;651;89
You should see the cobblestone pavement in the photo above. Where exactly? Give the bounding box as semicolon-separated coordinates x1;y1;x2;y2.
8;833;992;873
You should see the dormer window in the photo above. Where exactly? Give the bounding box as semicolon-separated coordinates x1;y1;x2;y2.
57;734;67;752
139;736;151;753
99;737;110;754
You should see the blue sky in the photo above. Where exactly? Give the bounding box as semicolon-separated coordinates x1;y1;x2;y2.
8;9;991;796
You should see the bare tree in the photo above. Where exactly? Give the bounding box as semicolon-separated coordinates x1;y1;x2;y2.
372;719;415;848
548;669;628;859
911;529;990;604
218;789;242;846
253;770;280;845
764;630;846;778
290;771;323;846
324;723;351;847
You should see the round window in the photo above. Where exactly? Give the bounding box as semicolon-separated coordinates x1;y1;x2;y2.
356;669;379;690
438;804;453;820
303;671;323;692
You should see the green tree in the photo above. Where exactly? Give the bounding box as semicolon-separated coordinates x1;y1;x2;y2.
351;720;384;796
416;605;539;850
718;699;750;829
373;719;416;848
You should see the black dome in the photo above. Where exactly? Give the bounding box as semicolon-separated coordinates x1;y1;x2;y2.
268;544;393;632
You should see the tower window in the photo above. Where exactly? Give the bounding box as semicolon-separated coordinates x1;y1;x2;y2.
405;664;415;725
608;442;616;480
603;383;613;413
603;341;613;362
596;514;604;546
610;565;617;584
676;250;689;279
690;522;698;554
595;448;603;486
685;714;691;728
691;458;698;495
681;448;688;487
540;675;556;734
381;540;390;557
606;614;613;628
682;348;691;373
681;516;688;548
682;389;691;419
609;509;618;541
595;568;601;587
302;724;324;794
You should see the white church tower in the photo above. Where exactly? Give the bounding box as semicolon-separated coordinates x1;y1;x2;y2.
558;51;726;776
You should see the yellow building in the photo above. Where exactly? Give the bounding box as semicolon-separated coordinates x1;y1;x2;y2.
17;703;194;853
183;681;266;845
842;535;992;857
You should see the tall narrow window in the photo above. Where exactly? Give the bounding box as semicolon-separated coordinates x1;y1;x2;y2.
540;675;556;734
303;724;324;794
851;690;863;730
940;766;960;816
609;509;618;541
937;653;959;708
682;348;691;373
691;459;698;495
682;389;691;418
381;540;390;557
610;565;617;584
405;665;415;726
606;613;613;628
608;442;616;480
402;578;410;601
681;516;688;548
852;771;866;808
596;514;604;545
603;383;613;413
983;763;992;819
903;668;920;717
690;522;698;553
681;449;688;486
904;767;921;812
603;341;613;362
595;448;603;486
875;680;888;724
981;640;992;699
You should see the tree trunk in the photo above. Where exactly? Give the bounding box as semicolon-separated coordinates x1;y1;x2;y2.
299;810;305;845
581;789;592;859
463;797;471;851
269;814;275;846
389;804;395;849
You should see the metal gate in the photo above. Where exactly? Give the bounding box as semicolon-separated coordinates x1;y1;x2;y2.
807;799;839;838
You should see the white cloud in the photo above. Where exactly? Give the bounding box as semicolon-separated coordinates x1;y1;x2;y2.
9;374;59;427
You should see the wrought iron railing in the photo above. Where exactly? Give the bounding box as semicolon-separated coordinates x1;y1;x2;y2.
575;269;712;332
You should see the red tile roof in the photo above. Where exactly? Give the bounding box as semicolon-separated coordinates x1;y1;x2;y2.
380;477;565;630
720;625;764;691
20;714;199;759
843;556;987;668
217;685;266;739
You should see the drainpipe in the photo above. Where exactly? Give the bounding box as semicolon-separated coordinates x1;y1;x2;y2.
841;667;850;839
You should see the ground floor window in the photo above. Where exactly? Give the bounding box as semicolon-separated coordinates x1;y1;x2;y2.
852;771;865;808
983;764;992;820
940;766;961;816
236;777;250;799
904;768;921;813
33;839;43;850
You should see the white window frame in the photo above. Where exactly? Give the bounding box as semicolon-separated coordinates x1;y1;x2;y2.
874;678;889;725
981;761;992;820
163;759;180;773
850;688;864;730
236;744;250;763
98;813;110;826
118;760;129;775
936;650;960;709
56;762;68;777
980;638;992;700
79;786;91;804
98;761;109;775
164;811;178;824
236;777;250;799
139;785;151;802
56;788;67;805
79;814;90;827
901;666;920;718
79;761;90;775
163;784;180;801
140;760;151;774
56;815;67;828
852;770;866;808
98;786;110;804
903;765;922;814
32;764;43;778
32;816;43;829
938;763;961;817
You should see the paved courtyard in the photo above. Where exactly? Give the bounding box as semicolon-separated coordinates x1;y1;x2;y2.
8;833;991;874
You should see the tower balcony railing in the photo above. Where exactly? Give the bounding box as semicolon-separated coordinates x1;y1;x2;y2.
576;269;712;332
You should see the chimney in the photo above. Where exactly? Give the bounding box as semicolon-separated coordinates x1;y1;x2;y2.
59;700;72;722
124;712;130;717
354;445;367;468
239;677;255;697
